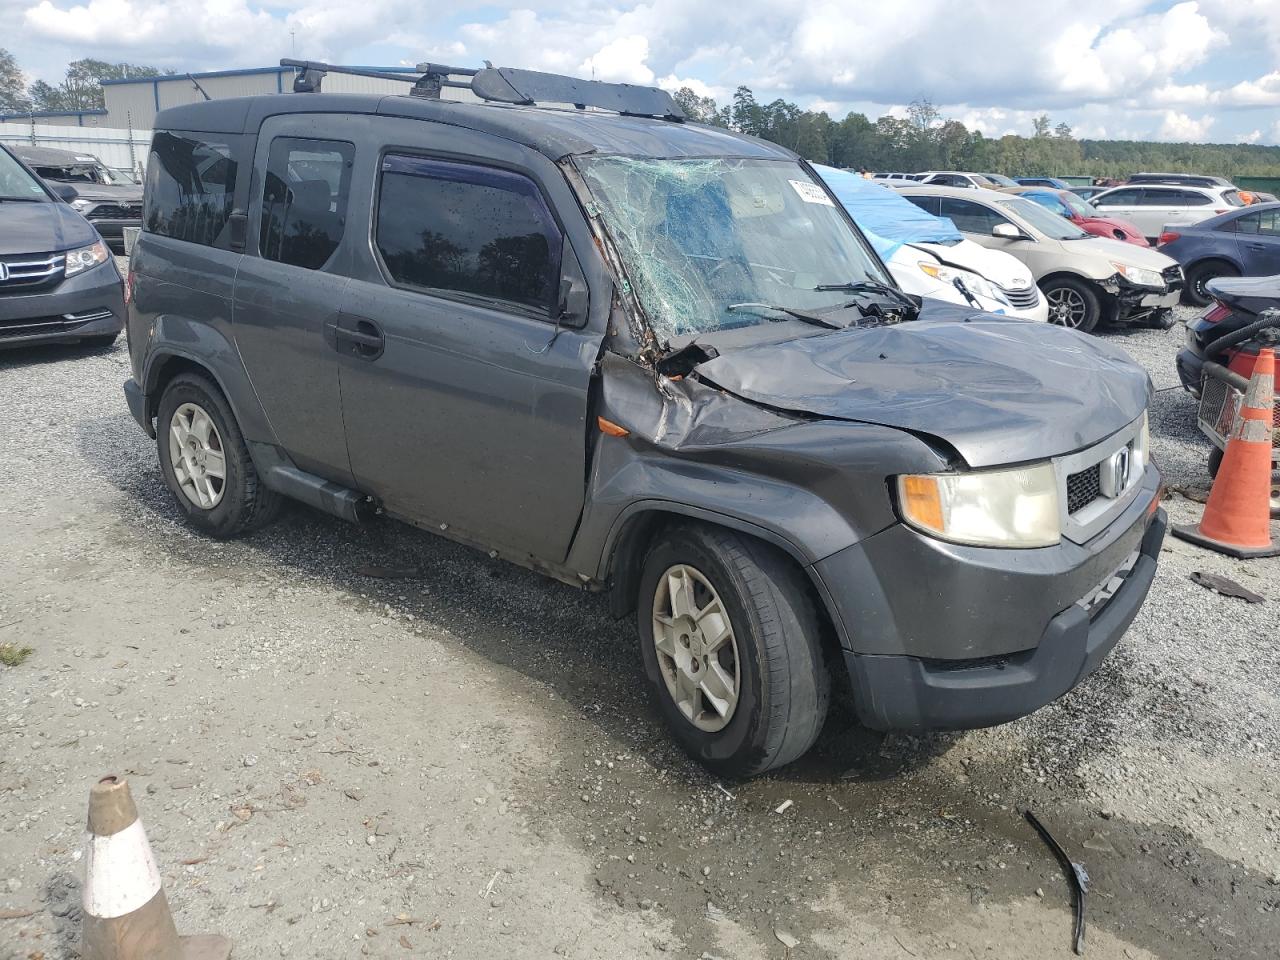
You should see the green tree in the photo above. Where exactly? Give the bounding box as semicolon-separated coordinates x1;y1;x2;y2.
671;87;722;125
1032;114;1052;138
730;86;763;137
1054;121;1073;140
0;48;29;112
29;58;170;112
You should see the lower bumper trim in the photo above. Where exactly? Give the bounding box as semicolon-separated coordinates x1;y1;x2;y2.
845;509;1167;731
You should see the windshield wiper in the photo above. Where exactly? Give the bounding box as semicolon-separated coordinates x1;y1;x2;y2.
814;280;920;316
726;302;845;330
0;196;42;202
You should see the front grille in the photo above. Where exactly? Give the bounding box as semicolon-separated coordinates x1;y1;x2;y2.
998;284;1040;309
1162;265;1183;290
0;252;65;294
1066;464;1102;514
86;202;142;220
0;308;111;340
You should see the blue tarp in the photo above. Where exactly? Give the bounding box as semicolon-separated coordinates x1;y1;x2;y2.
814;165;962;260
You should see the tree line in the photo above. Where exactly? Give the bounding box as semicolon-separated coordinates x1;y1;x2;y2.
672;85;1280;179
0;48;171;113
3;49;1277;178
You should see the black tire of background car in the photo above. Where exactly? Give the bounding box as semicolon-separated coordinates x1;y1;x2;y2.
156;373;281;539
1185;260;1239;308
637;523;830;778
1043;276;1102;334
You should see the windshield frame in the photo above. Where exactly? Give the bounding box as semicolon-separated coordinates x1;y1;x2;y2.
573;154;898;347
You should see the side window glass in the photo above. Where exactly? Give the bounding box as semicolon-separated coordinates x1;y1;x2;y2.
939;198;1002;234
905;196;940;216
1259;211;1280;237
1139;190;1175;206
259;137;354;270
1178;191;1210;206
144;132;238;248
1236;213;1261;235
375;155;562;315
1096;189;1137;207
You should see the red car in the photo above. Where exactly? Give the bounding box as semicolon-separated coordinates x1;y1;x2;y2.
1006;187;1149;246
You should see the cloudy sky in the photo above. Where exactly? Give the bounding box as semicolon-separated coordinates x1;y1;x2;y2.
8;0;1280;144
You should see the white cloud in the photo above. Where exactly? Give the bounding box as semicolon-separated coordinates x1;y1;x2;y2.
9;0;1280;144
578;35;654;85
1238;129;1262;144
1156;110;1215;141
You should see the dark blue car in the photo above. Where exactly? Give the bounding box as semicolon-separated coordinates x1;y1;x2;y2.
1015;177;1072;190
1157;202;1280;305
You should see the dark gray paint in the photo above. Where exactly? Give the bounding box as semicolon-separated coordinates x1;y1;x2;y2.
693;314;1151;467
125;90;1168;735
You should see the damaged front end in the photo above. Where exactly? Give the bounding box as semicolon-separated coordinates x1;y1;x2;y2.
1100;264;1184;324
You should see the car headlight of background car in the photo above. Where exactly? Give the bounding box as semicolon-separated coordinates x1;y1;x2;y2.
63;240;111;277
918;262;1011;306
69;198;96;213
896;462;1060;547
1111;261;1165;288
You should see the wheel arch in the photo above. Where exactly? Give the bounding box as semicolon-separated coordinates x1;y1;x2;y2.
141;337;277;448
1185;255;1243;277
601;504;849;657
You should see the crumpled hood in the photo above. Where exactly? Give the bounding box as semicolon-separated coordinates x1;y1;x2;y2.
693;313;1150;467
0;201;99;255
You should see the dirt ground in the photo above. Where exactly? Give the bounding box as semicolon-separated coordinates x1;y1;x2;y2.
1;312;1278;960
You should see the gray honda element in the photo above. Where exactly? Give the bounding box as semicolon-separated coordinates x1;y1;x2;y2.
124;62;1166;776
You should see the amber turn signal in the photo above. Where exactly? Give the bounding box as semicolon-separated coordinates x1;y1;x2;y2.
597;416;630;437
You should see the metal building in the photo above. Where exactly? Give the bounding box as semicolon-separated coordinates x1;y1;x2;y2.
1;65;451;131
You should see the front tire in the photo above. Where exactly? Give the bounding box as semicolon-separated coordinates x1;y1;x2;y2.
156;373;280;538
1042;277;1102;334
637;523;830;778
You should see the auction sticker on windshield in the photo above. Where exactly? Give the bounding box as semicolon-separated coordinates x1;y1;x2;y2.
789;180;834;206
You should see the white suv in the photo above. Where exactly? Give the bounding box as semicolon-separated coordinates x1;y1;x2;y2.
1089;184;1246;243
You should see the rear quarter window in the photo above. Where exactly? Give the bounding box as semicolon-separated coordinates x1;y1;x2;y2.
144;131;243;249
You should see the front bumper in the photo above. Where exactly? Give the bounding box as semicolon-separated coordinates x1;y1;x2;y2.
813;462;1165;731
0;261;124;349
1107;270;1182;319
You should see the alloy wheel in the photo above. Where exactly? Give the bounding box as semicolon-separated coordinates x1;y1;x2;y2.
1046;287;1088;328
168;402;226;509
651;564;741;732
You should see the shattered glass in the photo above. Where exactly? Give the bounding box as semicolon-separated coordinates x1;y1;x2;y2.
577;157;890;340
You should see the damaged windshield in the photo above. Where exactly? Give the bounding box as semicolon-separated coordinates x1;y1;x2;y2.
577;157;892;339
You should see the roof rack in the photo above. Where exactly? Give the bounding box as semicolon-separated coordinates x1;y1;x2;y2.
278;59;685;122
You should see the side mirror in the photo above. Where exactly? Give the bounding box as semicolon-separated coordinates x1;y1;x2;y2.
558;274;589;327
992;223;1022;240
50;182;79;203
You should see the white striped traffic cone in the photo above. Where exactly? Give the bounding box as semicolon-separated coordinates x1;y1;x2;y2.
82;775;232;960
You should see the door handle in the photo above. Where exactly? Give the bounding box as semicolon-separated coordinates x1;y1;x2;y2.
335;316;384;360
1247;243;1267;251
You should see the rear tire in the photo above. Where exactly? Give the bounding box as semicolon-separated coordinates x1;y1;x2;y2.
637;523;830;778
1185;261;1238;307
156;373;280;539
1042;277;1102;334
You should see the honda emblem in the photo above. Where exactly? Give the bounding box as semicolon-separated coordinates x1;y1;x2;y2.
1100;446;1131;498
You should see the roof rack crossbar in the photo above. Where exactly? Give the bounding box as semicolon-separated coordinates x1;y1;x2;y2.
278;58;685;120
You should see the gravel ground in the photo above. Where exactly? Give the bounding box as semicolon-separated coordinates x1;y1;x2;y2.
1;304;1277;960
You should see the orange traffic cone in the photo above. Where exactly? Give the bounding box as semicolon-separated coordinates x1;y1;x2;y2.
82;775;232;960
1173;342;1279;558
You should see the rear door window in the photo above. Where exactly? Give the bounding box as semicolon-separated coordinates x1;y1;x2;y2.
904;195;942;216
258;137;355;270
1237;210;1280;236
374;155;562;316
938;198;1009;234
1094;188;1143;208
144;132;239;248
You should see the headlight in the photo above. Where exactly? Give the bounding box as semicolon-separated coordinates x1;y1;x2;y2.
896;462;1061;547
70;198;94;212
64;240;110;277
918;261;1011;306
1133;411;1150;473
1111;261;1164;288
